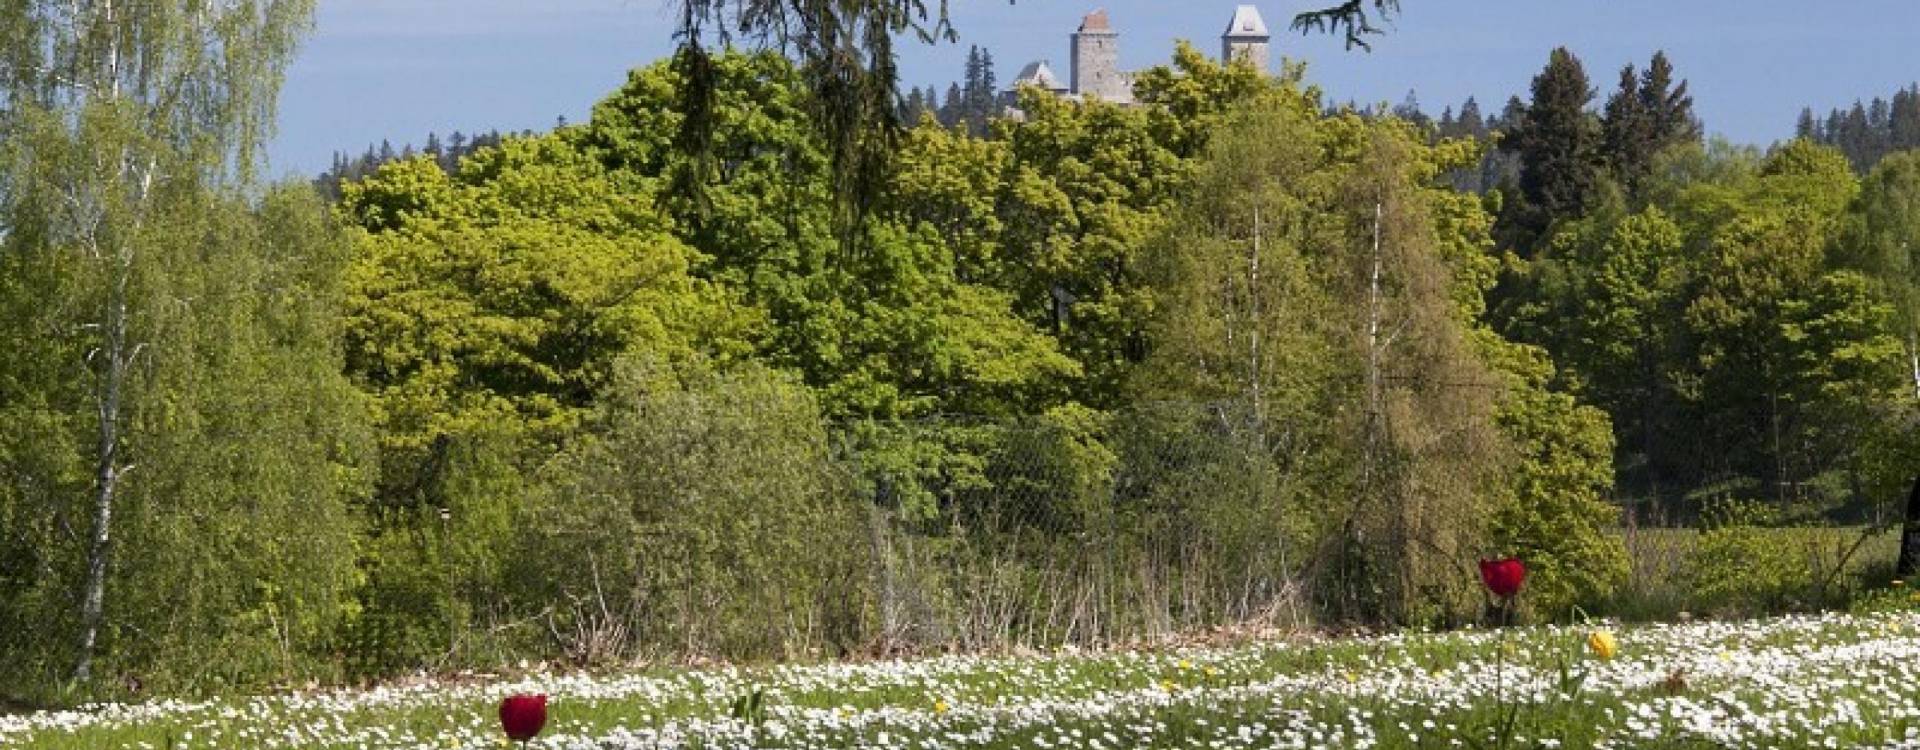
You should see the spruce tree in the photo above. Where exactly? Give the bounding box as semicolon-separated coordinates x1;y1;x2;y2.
1458;96;1486;138
962;45;983;113
1845;102;1872;169
1602;64;1653;197
1639;51;1698;145
979;48;997;108
1503;47;1602;247
1797;107;1821;140
1893;86;1920;151
940;82;963;127
1393;89;1429;128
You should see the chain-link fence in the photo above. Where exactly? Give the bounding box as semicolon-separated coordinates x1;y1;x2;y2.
835;402;1317;654
505;397;1344;665
433;389;1905;668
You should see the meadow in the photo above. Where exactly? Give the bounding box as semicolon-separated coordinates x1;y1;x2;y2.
8;605;1920;749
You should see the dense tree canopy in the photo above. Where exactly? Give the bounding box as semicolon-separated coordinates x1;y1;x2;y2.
8;3;1920;701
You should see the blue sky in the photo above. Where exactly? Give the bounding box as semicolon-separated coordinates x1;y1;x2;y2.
267;0;1920;177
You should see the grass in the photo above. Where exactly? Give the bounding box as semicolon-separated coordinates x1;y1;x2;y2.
8;606;1920;748
1612;524;1898;620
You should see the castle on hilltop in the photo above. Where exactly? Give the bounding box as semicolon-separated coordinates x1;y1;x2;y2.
1000;5;1272;108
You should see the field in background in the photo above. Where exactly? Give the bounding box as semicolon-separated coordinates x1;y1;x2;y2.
7;610;1920;749
1614;525;1899;620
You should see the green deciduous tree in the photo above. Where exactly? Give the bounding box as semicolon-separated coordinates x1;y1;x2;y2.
579;51;1074;418
0;0;373;687
1137;83;1620;623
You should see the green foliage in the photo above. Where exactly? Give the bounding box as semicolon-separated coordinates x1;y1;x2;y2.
18;14;1906;702
1600;52;1698;201
1689;501;1820;615
1482;341;1629;619
523;357;869;661
338;135;755;504
1132;86;1622;625
0;182;371;692
1849;580;1920;616
1499;132;1916;524
1502;48;1604;248
578;51;1076;418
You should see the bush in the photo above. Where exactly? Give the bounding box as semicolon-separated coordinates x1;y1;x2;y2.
519;357;870;662
1682;500;1892;617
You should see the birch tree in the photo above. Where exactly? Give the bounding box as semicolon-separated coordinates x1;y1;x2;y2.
0;0;321;683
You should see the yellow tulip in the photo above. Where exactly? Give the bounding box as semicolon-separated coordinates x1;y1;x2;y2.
1587;629;1619;661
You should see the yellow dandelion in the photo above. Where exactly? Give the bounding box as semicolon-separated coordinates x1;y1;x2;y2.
1161;679;1177;694
1344;671;1358;684
1178;659;1193;670
933;699;950;715
1204;666;1220;678
1586;630;1619;661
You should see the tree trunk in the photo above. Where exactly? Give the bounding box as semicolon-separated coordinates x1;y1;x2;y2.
75;263;132;682
1907;332;1920;401
1896;474;1920;579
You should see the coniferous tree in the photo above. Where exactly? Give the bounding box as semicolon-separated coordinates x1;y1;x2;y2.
940;82;963;127
1501;47;1602;249
1602;64;1654;197
1393;89;1429;129
1638;52;1698;145
1848;103;1873;168
1458;96;1486;138
961;46;983;115
898;86;927;123
1596;52;1698;202
1893;86;1920;151
1797;107;1821;140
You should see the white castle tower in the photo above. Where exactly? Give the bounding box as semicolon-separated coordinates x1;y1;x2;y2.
1222;5;1271;73
1070;9;1133;103
1007;6;1271;113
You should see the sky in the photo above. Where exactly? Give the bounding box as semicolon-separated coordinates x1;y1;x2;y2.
267;0;1920;178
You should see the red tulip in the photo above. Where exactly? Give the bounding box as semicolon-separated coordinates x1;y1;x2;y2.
1479;557;1526;600
499;693;547;742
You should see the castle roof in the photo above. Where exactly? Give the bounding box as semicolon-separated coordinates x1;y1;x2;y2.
1013;61;1062;89
1223;5;1269;38
1078;8;1113;33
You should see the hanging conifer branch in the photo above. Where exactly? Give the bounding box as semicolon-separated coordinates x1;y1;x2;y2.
670;0;967;250
1290;1;1401;51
